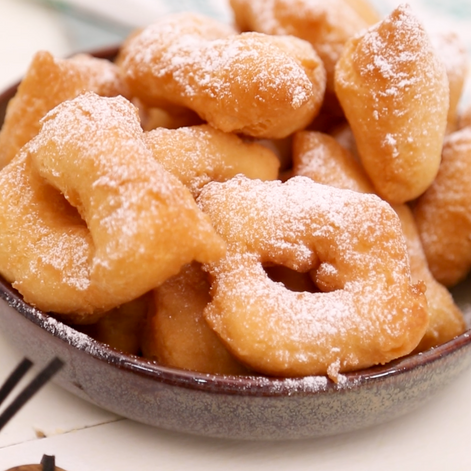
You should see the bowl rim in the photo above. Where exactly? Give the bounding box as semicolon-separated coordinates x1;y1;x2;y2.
1;45;471;400
1;275;471;398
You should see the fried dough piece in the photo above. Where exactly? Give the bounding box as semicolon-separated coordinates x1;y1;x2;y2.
137;102;203;131
430;31;469;134
459;102;471;130
330;122;359;159
0;93;226;322
414;127;471;287
0;51;127;169
292;131;372;193
143;124;280;197
198;175;428;379
335;4;449;204
142;262;249;375
79;293;151;355
292;130;465;350
343;0;381;25
229;0;371;94
118;12;326;139
395;204;466;350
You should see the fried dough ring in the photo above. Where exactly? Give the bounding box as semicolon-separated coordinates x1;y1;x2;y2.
292;130;465;350
0;93;225;322
414;127;471;287
335;4;449;204
142;262;250;375
118;13;326;139
143;124;280;197
198;175;428;379
0;51;127;169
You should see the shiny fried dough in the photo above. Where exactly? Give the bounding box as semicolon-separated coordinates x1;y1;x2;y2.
0;51;126;169
142;262;249;375
414;127;471;287
292;130;372;193
430;32;469;134
118;13;326;138
394;205;465;351
144;124;280;196
79;293;151;355
459;102;471;130
335;4;449;204
0;93;225;321
229;0;370;94
343;0;381;25
292;130;466;350
198;176;428;379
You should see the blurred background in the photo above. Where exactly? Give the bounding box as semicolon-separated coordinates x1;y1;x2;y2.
1;0;470;91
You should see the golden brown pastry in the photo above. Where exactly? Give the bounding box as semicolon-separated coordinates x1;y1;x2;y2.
118;12;326;138
229;0;371;94
143;124;280;197
78;293;151;355
459;102;471;130
0;51;127;169
142;262;249;374
343;0;381;25
198;175;428;380
292;130;466;350
414;126;471;287
0;93;226;322
335;4;449;204
430;31;469;134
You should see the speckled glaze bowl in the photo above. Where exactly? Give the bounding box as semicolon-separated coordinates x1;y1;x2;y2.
1;275;471;440
1;47;471;441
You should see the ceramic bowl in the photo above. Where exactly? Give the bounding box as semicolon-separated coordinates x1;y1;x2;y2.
1;48;471;441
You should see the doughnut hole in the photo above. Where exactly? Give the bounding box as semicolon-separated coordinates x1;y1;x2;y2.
263;264;319;293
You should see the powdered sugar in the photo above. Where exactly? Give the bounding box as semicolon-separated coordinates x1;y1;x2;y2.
133;26;312;107
199;176;425;378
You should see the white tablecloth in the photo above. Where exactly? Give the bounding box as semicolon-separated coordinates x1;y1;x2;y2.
1;0;471;469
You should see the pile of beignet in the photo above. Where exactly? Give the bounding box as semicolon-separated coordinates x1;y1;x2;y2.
0;2;469;381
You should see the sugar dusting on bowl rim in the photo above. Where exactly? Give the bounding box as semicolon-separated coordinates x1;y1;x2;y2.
2;273;471;398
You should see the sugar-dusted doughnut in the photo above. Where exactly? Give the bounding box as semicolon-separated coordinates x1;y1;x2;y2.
292;130;466;350
0;51;128;169
118;12;326;139
229;0;371;94
414;127;471;287
335;4;449;204
142;262;250;375
198;175;428;379
0;92;225;322
143;124;280;197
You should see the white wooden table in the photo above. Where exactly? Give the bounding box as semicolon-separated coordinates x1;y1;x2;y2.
1;1;471;469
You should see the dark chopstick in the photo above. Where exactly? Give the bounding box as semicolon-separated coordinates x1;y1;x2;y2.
0;357;64;431
41;454;56;471
0;357;33;406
